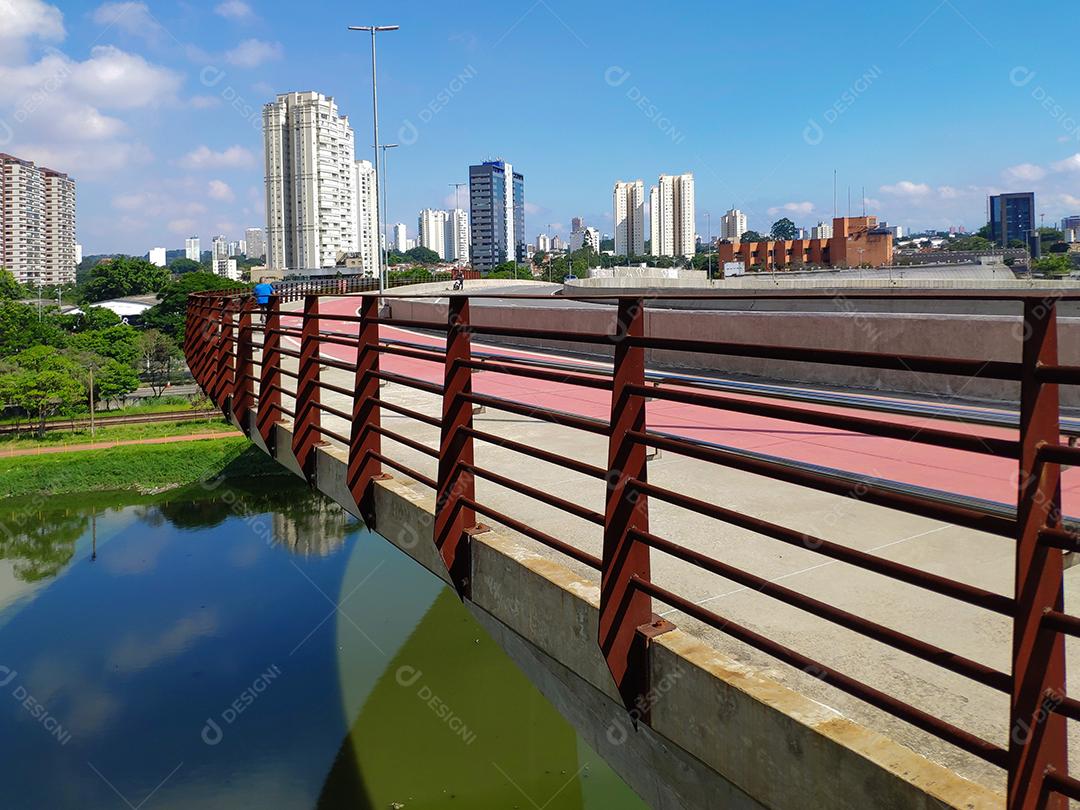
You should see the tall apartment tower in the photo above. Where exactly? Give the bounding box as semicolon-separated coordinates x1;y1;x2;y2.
0;153;76;286
649;173;695;258
613;180;645;257
244;227;266;260
264;91;358;271
391;223;408;253
185;236;201;261
447;208;469;263
418;208;449;258
354;159;378;276
469;160;524;272
721;208;747;241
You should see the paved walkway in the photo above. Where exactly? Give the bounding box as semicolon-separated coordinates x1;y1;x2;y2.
0;431;240;458
272;298;1080;794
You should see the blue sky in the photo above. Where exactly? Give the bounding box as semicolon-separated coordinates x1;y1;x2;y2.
2;0;1079;254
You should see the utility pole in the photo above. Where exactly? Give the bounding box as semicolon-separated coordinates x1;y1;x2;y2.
348;23;399;299
377;142;398;286
705;211;712;279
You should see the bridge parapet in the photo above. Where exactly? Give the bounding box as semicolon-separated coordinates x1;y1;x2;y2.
185;288;1080;809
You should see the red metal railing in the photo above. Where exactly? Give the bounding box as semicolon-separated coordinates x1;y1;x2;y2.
185;288;1080;808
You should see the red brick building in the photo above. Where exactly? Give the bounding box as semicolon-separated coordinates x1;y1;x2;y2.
716;216;893;271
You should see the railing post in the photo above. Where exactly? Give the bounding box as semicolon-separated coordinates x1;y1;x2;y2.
349;295;388;520
215;299;236;413
434;296;481;595
256;295;282;451
291;294;322;480
1010;298;1067;810
232;298;254;435
600;297;667;713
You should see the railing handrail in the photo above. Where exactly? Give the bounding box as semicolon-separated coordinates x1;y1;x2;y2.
184;288;1079;808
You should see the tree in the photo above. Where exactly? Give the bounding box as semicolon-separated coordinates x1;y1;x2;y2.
0;300;68;358
143;272;247;338
95;358;140;409
81;256;170;302
138;329;179;396
944;235;993;252
404;246;440;264
1033;254;1073;276
168;257;202;274
740;230;764;243
0;267;21;300
770;218;798;241
976;224;992;240
69;323;140;366
0;346;85;435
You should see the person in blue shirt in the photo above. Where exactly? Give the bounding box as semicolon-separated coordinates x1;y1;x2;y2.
253;278;274;306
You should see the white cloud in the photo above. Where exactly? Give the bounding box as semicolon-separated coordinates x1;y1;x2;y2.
188;95;221;109
113;191;205;216
179;144;256;169
767;201;814;216
880;180;931;196
90;2;161;41
0;0;65;48
1052;153;1080;173
207;179;234;201
1004;163;1046;182
214;0;254;20
168;218;198;234
225;39;282;68
1058;194;1080;208
18;141;153;177
70;46;182;108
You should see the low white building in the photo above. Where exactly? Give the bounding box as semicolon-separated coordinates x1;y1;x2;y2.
148;247;166;267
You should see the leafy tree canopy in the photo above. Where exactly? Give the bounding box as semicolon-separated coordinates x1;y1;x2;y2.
168;257;203;274
143;272;247;338
770;218;798;241
740;230;764;243
1033;254;1074;276
0;300;68;358
0;267;22;300
82;256;171;302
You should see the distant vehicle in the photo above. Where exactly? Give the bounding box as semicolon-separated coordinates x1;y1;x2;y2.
563;274;578;282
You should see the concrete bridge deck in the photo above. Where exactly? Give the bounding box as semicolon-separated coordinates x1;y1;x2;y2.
261;295;1079;799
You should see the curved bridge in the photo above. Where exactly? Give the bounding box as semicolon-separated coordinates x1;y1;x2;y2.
185;285;1080;809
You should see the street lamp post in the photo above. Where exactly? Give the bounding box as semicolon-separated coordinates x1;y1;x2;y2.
377;142;398;288
348;23;399;299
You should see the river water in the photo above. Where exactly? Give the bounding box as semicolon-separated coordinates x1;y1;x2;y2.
0;478;644;809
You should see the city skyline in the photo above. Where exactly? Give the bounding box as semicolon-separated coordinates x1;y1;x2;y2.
3;0;1080;255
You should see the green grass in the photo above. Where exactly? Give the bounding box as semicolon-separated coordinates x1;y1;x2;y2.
0;437;290;499
0;417;237;450
0;395;202;426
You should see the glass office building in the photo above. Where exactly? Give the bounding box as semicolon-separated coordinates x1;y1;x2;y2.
469;161;525;272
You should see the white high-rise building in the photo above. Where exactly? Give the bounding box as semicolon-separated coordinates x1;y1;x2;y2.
446;208;469;263
569;224;601;253
392;223;408;253
418;208;449;259
212;235;228;260
264;91;358;271
536;233;550;252
613;180;645;257
811;221;833;240
649;172;695;258
212;256;239;280
245;227;266;260
0;153;76;286
185;236;201;261
353;160;379;276
721;208;747;241
148;247;166;266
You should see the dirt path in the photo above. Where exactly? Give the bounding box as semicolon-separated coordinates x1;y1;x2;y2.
0;430;241;458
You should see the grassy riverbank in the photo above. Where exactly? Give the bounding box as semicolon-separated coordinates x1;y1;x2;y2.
0;437;291;499
0;417;237;451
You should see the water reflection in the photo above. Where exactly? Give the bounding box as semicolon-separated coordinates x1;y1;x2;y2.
0;482;644;808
